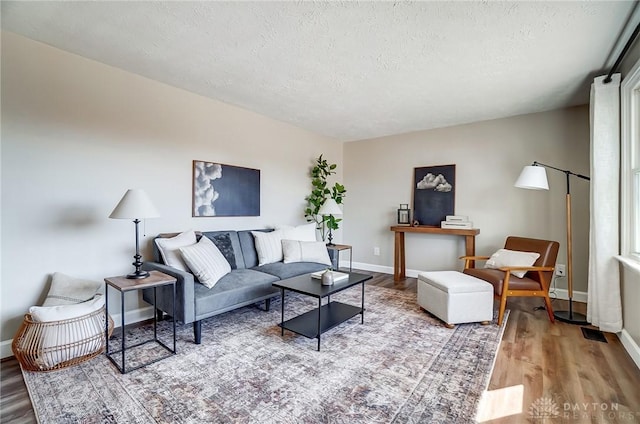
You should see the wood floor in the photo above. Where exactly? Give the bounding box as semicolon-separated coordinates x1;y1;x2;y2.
2;271;639;423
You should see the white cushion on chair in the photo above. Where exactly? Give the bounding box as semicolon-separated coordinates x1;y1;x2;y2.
417;271;493;326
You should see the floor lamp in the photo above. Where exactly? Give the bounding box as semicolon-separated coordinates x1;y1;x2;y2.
515;161;590;325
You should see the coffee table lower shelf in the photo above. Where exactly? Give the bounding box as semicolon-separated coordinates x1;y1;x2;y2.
279;301;362;339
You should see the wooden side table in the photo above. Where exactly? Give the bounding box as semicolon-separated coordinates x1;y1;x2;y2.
104;270;177;374
390;226;480;281
326;244;352;272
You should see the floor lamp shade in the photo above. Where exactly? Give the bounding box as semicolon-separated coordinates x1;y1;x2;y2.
514;165;549;190
109;189;160;279
514;162;590;325
318;198;342;246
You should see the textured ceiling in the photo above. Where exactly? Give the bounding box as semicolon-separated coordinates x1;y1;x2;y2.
1;1;637;141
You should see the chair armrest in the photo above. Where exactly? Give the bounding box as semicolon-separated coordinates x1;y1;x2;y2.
459;255;490;269
141;262;196;324
497;265;555;272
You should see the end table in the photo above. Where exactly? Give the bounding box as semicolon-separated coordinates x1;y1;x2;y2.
326;244;352;272
104;270;177;374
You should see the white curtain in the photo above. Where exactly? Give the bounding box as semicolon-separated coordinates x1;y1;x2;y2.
587;74;622;332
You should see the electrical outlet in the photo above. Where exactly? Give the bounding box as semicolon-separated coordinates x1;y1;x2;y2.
556;264;566;277
373;247;380;256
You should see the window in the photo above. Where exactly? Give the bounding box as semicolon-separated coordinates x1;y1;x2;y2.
621;58;640;261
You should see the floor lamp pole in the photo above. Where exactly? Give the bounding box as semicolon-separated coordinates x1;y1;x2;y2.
554;173;588;325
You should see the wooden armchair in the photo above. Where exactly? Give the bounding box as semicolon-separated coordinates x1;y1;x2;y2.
460;236;559;326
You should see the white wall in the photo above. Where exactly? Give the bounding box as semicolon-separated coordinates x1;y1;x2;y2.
343;106;590;292
0;32;342;349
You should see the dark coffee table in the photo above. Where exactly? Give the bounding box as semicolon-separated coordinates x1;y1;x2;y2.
273;272;372;351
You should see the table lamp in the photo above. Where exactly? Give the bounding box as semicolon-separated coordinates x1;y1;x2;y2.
109;189;160;279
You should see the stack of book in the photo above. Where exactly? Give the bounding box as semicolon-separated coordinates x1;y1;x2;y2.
441;215;473;229
310;270;350;283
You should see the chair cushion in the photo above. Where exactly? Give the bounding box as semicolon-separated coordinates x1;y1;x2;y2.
463;268;543;296
484;248;540;278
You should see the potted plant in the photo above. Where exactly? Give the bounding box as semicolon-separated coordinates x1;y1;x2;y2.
304;155;346;241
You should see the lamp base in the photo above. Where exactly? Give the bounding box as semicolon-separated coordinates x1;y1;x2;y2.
126;270;150;279
554;310;589;325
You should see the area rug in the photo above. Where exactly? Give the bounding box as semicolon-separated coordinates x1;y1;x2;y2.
21;285;507;423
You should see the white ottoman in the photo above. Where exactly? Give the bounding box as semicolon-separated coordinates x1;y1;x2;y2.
417;271;494;328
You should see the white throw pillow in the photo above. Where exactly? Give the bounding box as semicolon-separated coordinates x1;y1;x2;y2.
179;236;231;288
30;294;105;322
154;230;198;271
282;239;332;266
251;229;286;266
42;272;101;306
484;249;541;278
275;223;318;242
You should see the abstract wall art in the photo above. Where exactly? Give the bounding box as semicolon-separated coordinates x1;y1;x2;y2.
413;164;455;226
192;160;260;217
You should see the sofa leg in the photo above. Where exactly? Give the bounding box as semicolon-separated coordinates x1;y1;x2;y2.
265;298;271;312
193;321;202;344
156;308;164;321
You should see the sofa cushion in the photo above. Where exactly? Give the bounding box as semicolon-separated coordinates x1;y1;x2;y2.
253;261;328;280
276;223;318;242
180;236;231;288
154;230;197;272
238;229;270;268
194;269;279;317
202;232;242;269
251;229;286;266
282;240;331;265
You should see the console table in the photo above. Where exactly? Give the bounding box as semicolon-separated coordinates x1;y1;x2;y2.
390;226;480;281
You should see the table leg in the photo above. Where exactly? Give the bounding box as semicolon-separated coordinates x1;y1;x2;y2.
394;231;406;281
349;247;353;272
465;235;476;268
105;283;109;356
317;297;322;351
172;283;177;353
153;287;157;341
120;291;126;374
280;288;285;336
361;281;365;324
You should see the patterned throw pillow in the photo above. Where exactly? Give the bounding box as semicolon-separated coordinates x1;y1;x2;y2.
208;233;237;269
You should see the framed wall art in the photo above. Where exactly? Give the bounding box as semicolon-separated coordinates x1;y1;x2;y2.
413;164;455;226
192;160;260;217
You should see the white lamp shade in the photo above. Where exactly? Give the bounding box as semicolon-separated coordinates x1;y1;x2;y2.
109;189;160;219
318;198;342;216
514;166;549;190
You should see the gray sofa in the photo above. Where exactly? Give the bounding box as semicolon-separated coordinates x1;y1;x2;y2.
141;229;329;344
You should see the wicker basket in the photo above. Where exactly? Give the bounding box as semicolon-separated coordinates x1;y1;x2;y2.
12;306;114;372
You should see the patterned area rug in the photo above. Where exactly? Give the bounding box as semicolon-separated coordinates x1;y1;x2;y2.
21;284;507;423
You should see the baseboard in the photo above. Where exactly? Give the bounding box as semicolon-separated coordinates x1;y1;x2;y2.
1;305;156;360
347;261;424;278
109;305;155;329
618;329;640;371
549;288;588;303
1;339;14;359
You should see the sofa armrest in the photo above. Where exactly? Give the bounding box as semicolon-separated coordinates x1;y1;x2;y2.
141;262;196;324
